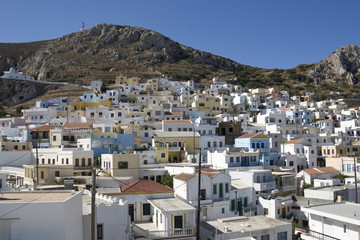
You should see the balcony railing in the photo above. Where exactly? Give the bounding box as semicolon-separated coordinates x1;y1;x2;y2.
295;229;340;240
133;224;195;239
253;181;276;191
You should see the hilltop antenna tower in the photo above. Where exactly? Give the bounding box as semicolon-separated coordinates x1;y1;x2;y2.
81;22;85;31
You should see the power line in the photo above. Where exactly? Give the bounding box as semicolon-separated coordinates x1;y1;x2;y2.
0;151;32;166
0;191;51;218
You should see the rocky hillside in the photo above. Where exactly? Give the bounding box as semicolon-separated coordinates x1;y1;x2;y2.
308;45;360;85
0;23;253;84
1;23;360;110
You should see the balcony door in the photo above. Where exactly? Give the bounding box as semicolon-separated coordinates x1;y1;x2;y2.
174;215;183;229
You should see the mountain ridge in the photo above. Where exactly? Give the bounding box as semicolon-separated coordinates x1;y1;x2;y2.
1;23;360;109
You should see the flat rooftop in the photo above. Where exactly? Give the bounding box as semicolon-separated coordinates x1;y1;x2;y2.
302;202;360;225
0;191;76;203
149;198;195;212
201;215;290;234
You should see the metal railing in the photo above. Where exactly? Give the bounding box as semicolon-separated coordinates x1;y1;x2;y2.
133;224;195;239
297;229;340;240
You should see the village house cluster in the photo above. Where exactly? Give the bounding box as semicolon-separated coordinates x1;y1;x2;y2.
1;74;360;240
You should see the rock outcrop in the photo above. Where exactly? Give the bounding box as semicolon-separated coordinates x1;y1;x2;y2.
308;44;360;85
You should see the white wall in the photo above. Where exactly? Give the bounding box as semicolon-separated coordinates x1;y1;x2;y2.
0;191;83;240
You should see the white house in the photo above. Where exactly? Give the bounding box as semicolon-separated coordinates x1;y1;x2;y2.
0;191;83;240
82;190;130;240
173;172;235;221
229;169;276;198
298;202;360;240
200;215;292;240
2;67;35;80
133;198;196;239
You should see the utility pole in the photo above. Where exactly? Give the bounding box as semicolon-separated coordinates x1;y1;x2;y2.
354;155;358;204
196;148;201;240
35;142;39;189
91;165;97;240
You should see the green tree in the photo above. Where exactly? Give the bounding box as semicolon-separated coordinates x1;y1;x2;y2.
160;174;174;188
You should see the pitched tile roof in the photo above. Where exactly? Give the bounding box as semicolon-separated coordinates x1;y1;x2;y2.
32;125;56;132
174;173;196;182
284;139;304;144
236;133;258;139
120;179;173;193
303;167;340;175
174;172;220;182
353;140;360;146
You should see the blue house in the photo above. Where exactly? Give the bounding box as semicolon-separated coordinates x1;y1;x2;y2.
91;133;134;157
235;133;271;166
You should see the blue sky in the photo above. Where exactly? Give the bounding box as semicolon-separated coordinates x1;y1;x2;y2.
2;0;360;69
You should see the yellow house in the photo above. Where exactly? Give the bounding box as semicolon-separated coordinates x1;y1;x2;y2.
191;94;221;115
115;74;140;85
69;100;112;112
101;152;140;180
153;131;200;163
321;145;360;157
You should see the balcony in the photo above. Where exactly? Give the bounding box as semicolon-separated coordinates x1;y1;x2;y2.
73;165;92;170
253;181;276;191
295;228;340;240
133;222;195;239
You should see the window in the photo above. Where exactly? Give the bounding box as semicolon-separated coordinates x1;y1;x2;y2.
213;184;217;194
75;158;79;167
161;153;166;158
168;128;172;132
243;197;248;207
88;158;92;166
66;158;69;164
261;234;270;240
236;157;240;162
225;183;229;193
200;189;206;200
143;203;151;216
97;224;103;240
231;199;235;211
118;161;128;169
344;224;347;233
264;208;268;215
277;231;287;240
178;128;181;131
230;157;234;163
222;208;225;214
53;135;56;141
55;171;60;177
229;128;233;132
213;141;217;147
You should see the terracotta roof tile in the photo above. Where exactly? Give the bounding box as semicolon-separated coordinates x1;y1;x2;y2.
236;133;258;139
174;173;196;182
120;179;173;193
303;167;340;175
32;125;56;132
284;139;304;144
